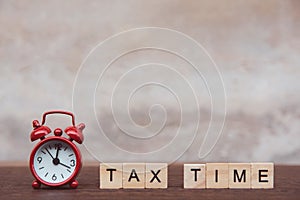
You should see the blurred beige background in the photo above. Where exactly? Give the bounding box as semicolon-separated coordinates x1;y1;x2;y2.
0;0;299;164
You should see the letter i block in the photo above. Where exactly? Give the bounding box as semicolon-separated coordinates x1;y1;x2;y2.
123;163;145;188
251;163;274;189
99;163;123;189
146;163;168;188
229;163;251;188
184;164;206;189
206;163;229;188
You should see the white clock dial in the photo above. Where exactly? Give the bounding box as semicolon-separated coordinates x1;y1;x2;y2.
33;139;78;184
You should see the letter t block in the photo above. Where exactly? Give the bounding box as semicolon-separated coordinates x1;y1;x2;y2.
100;163;123;189
184;164;206;188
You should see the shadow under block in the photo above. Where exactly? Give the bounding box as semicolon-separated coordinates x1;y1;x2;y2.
206;163;229;188
99;163;123;189
184;164;206;189
145;163;168;188
123;163;145;189
229;163;251;188
251;163;274;189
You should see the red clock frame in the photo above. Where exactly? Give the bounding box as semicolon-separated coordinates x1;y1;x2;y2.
29;110;85;189
29;136;82;188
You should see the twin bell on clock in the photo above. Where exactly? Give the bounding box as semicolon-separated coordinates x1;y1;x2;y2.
29;110;85;189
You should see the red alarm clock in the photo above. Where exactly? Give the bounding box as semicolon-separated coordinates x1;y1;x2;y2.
29;110;85;189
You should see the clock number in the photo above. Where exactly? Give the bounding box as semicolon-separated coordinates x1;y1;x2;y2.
70;159;75;167
52;174;57;181
54;143;62;150
37;157;42;164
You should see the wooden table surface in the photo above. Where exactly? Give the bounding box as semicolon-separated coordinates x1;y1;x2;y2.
0;164;299;200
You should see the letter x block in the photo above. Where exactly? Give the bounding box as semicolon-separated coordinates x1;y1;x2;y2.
146;163;168;188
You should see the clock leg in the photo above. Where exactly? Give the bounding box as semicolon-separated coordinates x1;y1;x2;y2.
32;180;41;189
70;180;78;189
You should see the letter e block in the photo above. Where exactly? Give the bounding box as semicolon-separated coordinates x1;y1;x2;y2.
145;163;168;188
99;163;123;189
184;164;206;189
251;163;274;189
123;163;145;189
206;163;229;188
229;163;251;188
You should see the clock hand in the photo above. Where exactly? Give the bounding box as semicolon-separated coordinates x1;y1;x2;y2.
59;162;71;169
45;148;54;159
55;147;60;159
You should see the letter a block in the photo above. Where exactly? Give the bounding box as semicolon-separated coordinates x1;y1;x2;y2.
123;163;145;188
146;163;168;188
99;163;123;189
206;163;229;188
184;164;206;189
229;163;251;188
251;163;274;189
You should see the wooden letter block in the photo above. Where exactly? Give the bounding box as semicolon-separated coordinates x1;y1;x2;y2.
229;163;251;188
184;164;206;189
99;163;123;189
123;163;145;189
251;163;274;189
145;163;168;188
206;163;229;188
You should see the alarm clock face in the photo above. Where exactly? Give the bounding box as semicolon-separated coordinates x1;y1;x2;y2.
31;137;80;186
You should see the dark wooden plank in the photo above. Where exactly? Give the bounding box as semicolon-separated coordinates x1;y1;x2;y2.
0;165;299;200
